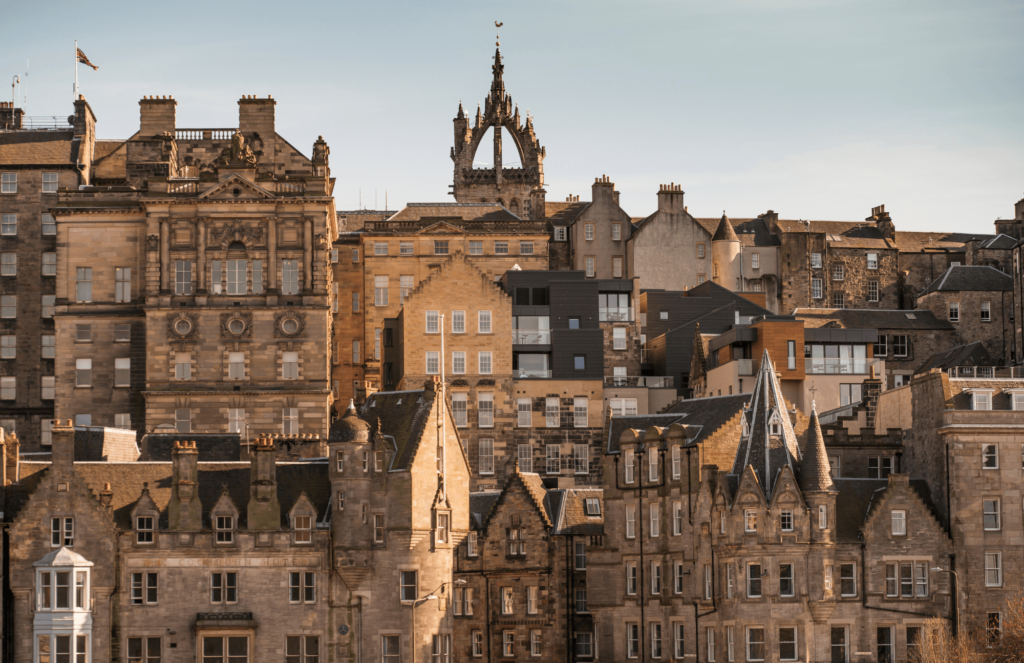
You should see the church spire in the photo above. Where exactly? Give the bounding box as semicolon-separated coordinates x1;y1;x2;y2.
799;405;834;492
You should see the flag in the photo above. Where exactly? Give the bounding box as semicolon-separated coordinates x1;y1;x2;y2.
76;48;98;71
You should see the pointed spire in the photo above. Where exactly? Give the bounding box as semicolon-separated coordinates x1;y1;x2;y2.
457;101;465;119
800;406;834;492
713;212;739;242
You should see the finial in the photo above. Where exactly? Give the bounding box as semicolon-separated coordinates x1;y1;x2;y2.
495;21;503;46
811;399;816;413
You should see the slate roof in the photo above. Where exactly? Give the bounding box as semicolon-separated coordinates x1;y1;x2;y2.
10;460;331;530
832;478;938;542
74;427;140;462
977;234;1017;250
793;308;954;331
93;140;124;161
469;491;501;530
140;433;242;461
607;394;750;454
730;350;801;498
916;341;992;374
773;219;896;249
388;203;520;223
919;265;1012;296
0;130;75;165
545;201;589;226
895;231;987;252
550;488;604;535
361;389;436;471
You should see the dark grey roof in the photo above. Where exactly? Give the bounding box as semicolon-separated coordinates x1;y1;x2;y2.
832;478;939;542
13;460;331;530
979;234;1017;250
361;389;436;471
794;308;954;331
74;427;140;462
730;350;801;498
916;342;992;374
712;214;739;242
606;414;688;454
469;491;501;530
140;434;242;461
919;265;1012;296
607;394;750;454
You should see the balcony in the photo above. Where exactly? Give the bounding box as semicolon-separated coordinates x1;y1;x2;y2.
512;330;551;345
603;376;674;388
600;307;634;322
805;358;881;375
515;369;552;379
947;366;1024;378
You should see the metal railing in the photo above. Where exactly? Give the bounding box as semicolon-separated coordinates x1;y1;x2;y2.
603;376;674;388
947;366;1024;379
805;358;881;375
175;129;235;140
514;369;552;379
600;307;634;322
19;116;72;130
512;330;551;345
818;401;862;425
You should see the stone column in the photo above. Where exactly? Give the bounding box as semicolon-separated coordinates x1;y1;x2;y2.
267;218;277;292
303;217;313;293
160;220;170;292
196;218;206;293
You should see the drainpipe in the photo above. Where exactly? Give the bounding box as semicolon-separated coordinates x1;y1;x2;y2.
567;533;573;663
357;596;363;663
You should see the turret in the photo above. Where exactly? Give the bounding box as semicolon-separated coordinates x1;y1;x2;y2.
712;212;742;290
800;406;838;545
327;401;375;549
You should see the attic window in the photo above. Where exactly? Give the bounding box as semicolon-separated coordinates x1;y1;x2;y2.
585;498;601;516
294;515;312;544
905;313;916;320
769;412;783;436
215;516;234;544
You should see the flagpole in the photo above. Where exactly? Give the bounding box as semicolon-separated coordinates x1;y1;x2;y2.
74;40;78;100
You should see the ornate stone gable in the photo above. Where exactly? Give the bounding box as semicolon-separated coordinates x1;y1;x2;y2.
198;173;274;200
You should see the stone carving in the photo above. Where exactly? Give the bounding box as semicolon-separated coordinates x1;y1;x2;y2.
167;312;200;340
274;311;306;339
314;233;329;250
209;220;266;249
216;132;258;167
220;312;253;339
146;235;160;252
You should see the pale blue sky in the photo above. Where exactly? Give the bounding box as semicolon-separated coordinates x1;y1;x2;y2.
3;0;1022;230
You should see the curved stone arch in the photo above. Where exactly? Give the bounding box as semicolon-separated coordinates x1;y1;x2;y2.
465;119;530;169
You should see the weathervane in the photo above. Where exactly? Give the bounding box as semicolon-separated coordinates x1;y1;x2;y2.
495;21;503;46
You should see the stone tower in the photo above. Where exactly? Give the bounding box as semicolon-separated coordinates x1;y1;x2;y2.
712;212;742;290
451;45;546;219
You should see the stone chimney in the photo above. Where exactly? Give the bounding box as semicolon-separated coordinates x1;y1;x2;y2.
867;204;895;241
238;95;276;169
168;441;202;530
0;101;24;130
51;419;76;481
656;183;685;216
592;175;616;207
247;438;281;530
2;426;19;486
72;95;98;185
139;96;176;137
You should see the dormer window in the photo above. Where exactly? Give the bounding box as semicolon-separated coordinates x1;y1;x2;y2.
742;417;750;438
51;517;74;547
971;390;994;411
136;517;154;544
215;516;234;543
585;498;601;516
769;413;782;436
1008;390;1024;411
293;515;312;544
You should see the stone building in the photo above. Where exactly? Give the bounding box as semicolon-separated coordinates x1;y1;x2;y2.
916;265;1013;365
882;369;1024;638
565;176;634;280
333;202;549;405
451;46;546;220
50;95;337;438
0;98;106;448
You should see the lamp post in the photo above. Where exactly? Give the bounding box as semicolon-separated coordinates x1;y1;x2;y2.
931;567;960;638
410;593;439;663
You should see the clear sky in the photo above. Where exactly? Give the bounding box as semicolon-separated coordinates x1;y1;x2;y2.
3;0;1022;230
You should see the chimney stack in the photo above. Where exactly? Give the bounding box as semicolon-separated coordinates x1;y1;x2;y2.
138;96;176;137
0;101;24;130
51;419;76;480
169;441;202;530
656;183;685;216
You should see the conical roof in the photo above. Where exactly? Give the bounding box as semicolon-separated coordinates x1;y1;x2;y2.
731;349;801;498
713;212;739;242
799;406;834;492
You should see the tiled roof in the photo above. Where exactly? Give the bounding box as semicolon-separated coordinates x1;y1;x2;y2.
550;488;604;535
388;203;520;223
712;214;739;242
74;427;140;462
895;231;985;252
919;265;1012;296
607;394;750;454
730;350;801;497
606;413;688;454
12;460;331;530
916;341;991;374
545;201;589;226
793;308;954;331
978;234;1017;250
0;130;75;165
469;491;501;530
361;389;436;471
519;471;553;528
93;140;124;161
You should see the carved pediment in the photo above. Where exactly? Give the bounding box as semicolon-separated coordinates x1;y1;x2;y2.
209;220;267;249
416;221;467;236
199;174;274;201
